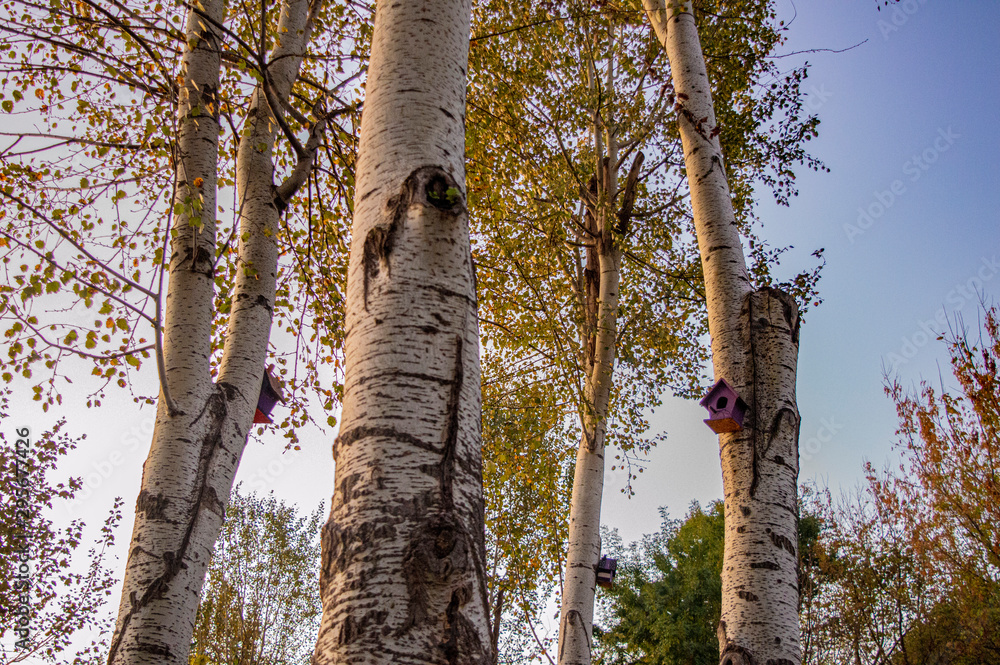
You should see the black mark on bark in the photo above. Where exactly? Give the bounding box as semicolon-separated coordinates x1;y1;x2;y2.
319;520;397;595
400;516;468;634
437;335;464;510
179;245;214;276
751;406;799;498
362;165;465;310
133;642;173;658
362;207;401;312
420;283;476;307
335;609;389;646
234;292;274;314
136;491;169;520
751;561;781;570
737;590;759;602
334;425;439;458
443;585;486;665
766;528;796;556
338;472;361;505
352;369;456;390
108;383;232;664
720;642;757;665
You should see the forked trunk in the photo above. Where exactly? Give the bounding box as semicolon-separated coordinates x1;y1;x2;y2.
310;0;492;663
644;2;802;664
558;103;644;661
108;0;321;661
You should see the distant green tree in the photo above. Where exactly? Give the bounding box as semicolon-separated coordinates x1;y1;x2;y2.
190;488;322;665
596;496;824;665
594;501;725;665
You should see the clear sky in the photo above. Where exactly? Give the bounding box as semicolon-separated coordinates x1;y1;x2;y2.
603;0;1000;542
4;0;999;653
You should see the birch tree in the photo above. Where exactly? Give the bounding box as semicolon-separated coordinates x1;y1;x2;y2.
1;0;364;660
108;0;339;660
310;0;493;662
645;2;804;663
468;1;823;662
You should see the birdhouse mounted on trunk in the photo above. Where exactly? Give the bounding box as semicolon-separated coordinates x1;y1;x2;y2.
596;556;617;588
699;378;747;434
253;365;286;424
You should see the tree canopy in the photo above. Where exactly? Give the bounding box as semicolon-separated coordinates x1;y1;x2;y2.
191;488;323;665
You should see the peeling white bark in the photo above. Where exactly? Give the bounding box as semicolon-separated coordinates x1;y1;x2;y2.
108;1;321;662
645;3;801;664
310;0;492;663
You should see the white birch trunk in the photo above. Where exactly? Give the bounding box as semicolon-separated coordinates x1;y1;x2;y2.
108;1;321;661
557;244;620;665
310;0;492;663
644;3;802;664
558;79;645;661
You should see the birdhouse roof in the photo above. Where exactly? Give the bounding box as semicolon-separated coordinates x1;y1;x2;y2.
699;378;739;408
264;365;286;403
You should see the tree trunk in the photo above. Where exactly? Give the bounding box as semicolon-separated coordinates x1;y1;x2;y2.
557;169;621;665
107;5;226;661
108;0;322;661
644;3;802;664
558;51;644;657
310;0;491;663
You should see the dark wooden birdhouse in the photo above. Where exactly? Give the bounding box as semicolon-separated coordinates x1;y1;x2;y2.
699;378;747;434
596;556;617;588
253;365;285;424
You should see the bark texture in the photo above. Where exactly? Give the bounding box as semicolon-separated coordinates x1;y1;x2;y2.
557;225;619;665
644;2;801;664
108;5;226;661
108;1;321;662
310;0;491;663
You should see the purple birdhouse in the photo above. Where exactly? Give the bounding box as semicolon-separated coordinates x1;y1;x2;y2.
253;365;286;424
699;378;747;434
596;556;617;588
